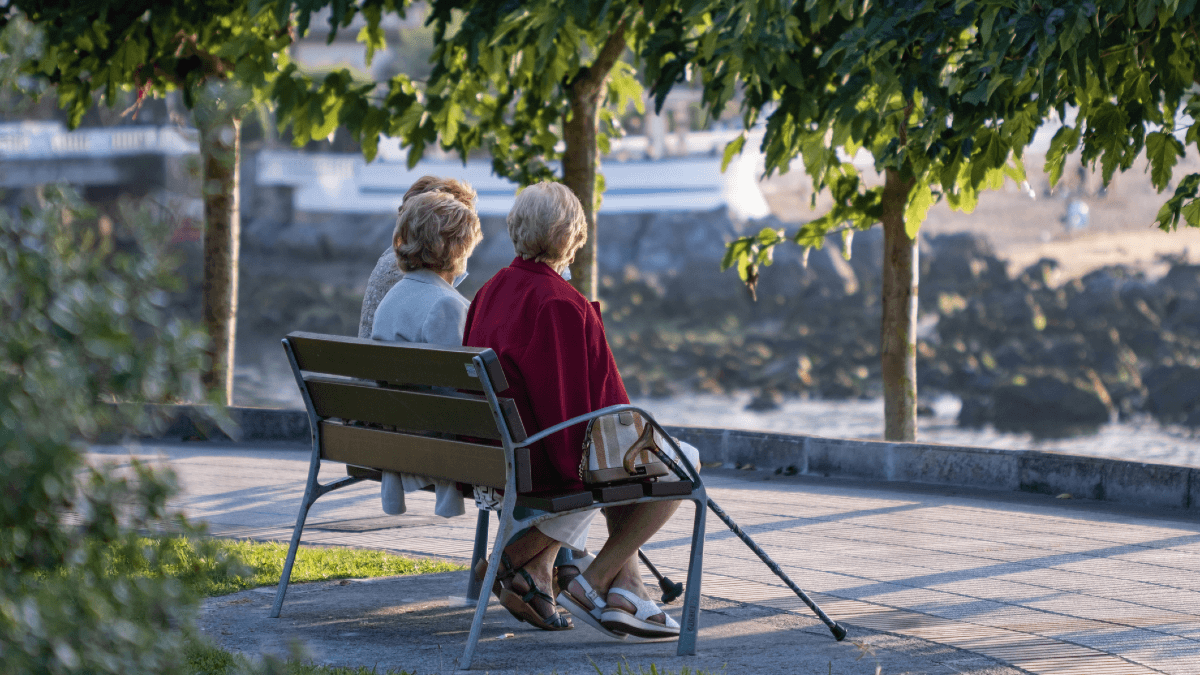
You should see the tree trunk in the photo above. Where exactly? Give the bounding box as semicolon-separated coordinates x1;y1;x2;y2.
561;23;628;301
195;106;241;407
562;86;601;300
880;168;918;441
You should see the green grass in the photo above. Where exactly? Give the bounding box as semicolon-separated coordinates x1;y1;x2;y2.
121;535;461;675
156;536;462;597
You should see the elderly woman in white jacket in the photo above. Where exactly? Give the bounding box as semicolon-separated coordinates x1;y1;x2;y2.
370;189;482;518
370;182;593;632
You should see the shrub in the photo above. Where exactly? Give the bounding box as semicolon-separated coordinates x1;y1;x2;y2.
0;188;233;675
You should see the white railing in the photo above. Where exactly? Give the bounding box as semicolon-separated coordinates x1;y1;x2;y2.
0;122;198;159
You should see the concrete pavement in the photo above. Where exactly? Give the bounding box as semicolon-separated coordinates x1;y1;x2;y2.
89;441;1200;674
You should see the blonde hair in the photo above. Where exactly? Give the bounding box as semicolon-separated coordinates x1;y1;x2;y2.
506;182;587;270
402;176;477;209
393;191;482;274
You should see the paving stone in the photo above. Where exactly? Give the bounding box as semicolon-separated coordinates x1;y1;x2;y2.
90;442;1200;674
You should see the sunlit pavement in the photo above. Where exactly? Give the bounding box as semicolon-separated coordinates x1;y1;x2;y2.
91;442;1200;675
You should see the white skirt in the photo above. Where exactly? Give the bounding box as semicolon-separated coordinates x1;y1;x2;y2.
534;509;598;553
472;439;701;552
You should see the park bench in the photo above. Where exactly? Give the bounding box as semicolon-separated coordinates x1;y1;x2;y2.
268;331;709;669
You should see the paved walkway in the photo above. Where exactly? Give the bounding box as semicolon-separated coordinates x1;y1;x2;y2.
90;442;1200;675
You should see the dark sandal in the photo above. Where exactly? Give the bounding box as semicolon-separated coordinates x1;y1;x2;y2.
554;565;579;599
500;568;572;631
473;552;516;602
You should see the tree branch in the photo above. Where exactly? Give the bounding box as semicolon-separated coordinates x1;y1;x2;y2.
571;19;629;98
898;99;914;147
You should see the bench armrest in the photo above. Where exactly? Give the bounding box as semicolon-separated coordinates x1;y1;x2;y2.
512;404;701;484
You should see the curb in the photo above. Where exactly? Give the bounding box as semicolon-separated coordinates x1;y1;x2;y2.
666;426;1198;513
145;405;1198;513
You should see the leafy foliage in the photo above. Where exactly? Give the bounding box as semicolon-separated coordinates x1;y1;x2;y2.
643;0;1200;279
1;0;294;125
265;1;704;190
405;1;647;186
0;189;229;675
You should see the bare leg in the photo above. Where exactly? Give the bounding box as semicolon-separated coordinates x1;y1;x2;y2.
567;500;681;610
502;528;557;570
509;540;560;600
507;538;564;624
605;555;670;624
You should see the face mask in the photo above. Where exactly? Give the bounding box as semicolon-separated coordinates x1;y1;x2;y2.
452;270;468;288
560;266;572;281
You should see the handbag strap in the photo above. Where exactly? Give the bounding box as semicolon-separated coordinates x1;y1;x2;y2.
578;416;599;481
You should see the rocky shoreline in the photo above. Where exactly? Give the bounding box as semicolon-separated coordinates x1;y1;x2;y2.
605;228;1200;440
168;209;1200;445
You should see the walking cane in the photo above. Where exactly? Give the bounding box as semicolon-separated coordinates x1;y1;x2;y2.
638;549;685;603
648;438;848;642
705;497;847;640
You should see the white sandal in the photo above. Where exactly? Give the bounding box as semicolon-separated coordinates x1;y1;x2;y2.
556;577;627;640
599;588;680;639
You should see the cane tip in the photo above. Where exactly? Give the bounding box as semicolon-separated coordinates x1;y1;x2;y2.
831;623;848;641
660;579;684;604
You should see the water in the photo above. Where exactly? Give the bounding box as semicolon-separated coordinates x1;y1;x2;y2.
631;393;1200;469
234;368;1200;470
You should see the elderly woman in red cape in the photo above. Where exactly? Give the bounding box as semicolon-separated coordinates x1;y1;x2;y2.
464;182;691;640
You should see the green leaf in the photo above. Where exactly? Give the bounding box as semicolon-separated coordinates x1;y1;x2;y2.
721;133;747;172
1183;199;1200;228
1155;173;1200;230
981;5;999;43
1045;126;1080;188
1146;131;1185;192
903;181;935;238
1136;0;1157;28
720;238;754;272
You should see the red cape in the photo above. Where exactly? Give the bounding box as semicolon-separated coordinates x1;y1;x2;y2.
464;257;630;493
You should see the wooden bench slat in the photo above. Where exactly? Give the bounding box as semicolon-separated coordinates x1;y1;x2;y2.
516;491;594;513
592;483;646;503
644;480;694;497
306;376;527;442
346;465;384;482
322;422;532;492
287;331;509;392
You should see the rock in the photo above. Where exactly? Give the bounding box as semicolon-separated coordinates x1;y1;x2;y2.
1157;262;1200;295
917;359;953;392
992;373;1113;439
1064;267;1134;329
648;378;676;399
956;395;992;429
847;227;885;282
745;388;783;412
1142;365;1200;424
818;369;860;400
921;232;1008;319
1018;258;1061;289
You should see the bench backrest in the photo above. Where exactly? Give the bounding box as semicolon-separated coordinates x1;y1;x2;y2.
284;331;532;492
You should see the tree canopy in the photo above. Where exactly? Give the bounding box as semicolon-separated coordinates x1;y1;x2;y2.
642;0;1200;439
271;0;710;298
2;1;292;123
647;0;1200;278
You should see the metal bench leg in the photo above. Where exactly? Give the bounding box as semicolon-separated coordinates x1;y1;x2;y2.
459;498;516;670
465;509;490;601
677;494;707;655
270;487;317;618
